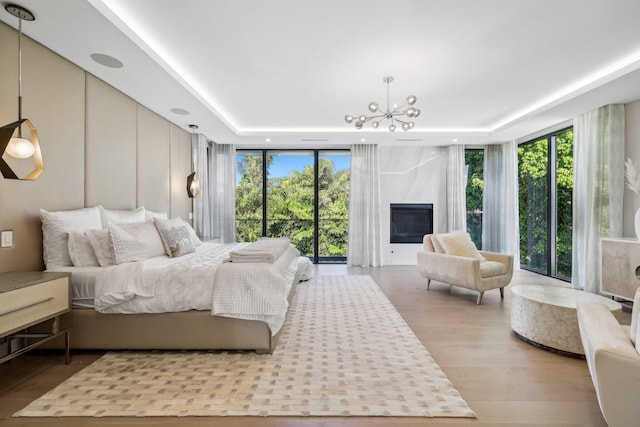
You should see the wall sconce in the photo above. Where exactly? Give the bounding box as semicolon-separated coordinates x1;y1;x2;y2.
187;172;200;198
0;4;44;181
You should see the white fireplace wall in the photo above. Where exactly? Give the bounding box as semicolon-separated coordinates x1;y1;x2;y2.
378;146;448;265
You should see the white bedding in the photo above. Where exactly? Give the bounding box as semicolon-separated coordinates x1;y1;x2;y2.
52;242;299;335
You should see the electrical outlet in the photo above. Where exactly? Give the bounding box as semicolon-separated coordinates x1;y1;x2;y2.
1;230;13;248
188;212;193;220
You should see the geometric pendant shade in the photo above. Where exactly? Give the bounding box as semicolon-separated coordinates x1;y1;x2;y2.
0;119;44;180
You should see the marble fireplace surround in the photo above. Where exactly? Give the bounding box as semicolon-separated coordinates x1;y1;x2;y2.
379;146;447;265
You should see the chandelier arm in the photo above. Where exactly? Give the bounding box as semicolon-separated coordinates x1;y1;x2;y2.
390;103;409;115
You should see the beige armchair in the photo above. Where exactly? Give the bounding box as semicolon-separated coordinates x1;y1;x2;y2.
416;232;513;304
577;288;640;427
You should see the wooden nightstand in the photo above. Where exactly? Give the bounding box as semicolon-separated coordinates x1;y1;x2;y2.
0;272;71;364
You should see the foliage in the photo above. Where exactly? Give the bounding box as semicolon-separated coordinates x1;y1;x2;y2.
465;150;484;249
235;152;349;259
518;129;573;279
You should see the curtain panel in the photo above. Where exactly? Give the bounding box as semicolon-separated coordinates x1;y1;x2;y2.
192;133;212;239
347;144;382;267
447;144;467;232
211;143;237;243
482;142;520;268
572;104;625;293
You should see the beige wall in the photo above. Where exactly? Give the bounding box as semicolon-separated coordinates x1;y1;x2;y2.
0;22;192;272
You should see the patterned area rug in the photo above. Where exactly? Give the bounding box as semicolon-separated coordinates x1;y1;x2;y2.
15;275;475;418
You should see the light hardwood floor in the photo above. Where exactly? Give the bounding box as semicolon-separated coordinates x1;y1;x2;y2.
0;265;629;426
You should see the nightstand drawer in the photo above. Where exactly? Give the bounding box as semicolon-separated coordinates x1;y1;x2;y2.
0;277;70;337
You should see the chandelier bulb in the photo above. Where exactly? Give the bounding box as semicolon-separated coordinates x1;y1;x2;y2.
407;95;417;105
368;102;378;113
344;114;354;124
358;115;367;122
355;121;363;130
389;123;396;132
372;121;379;129
409;121;415;129
402;123;409;131
414;109;421;118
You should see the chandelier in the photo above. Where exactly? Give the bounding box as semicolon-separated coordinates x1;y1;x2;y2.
344;76;420;132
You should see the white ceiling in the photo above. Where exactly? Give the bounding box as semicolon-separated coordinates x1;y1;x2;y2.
2;0;640;148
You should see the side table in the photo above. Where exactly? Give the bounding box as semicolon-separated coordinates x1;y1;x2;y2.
0;271;71;364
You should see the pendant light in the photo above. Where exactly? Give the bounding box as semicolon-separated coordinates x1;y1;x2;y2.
186;124;200;198
0;3;44;180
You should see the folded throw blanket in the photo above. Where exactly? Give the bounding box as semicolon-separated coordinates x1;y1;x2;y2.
94;262;152;310
227;237;292;263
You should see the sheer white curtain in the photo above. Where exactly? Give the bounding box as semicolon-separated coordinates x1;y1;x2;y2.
447;144;467;232
572;104;625;293
347;144;382;267
210;143;237;243
482;142;520;268
192;133;213;239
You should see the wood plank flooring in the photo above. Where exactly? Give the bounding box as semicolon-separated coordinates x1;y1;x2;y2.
0;265;629;426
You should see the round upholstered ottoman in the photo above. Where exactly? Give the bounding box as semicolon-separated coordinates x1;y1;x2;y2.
510;284;622;357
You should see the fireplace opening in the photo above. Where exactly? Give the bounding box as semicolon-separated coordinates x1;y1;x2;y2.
390;203;433;243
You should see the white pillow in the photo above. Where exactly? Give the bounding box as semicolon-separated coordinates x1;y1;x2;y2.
40;207;102;269
144;210;169;221
435;231;486;261
67;231;99;267
154;217;196;258
86;229;114;267
182;219;202;247
99;206;146;229
109;221;166;264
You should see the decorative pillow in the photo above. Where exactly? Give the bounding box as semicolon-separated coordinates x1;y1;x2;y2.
109;221;166;264
153;217;196;258
423;235;435;252
86;229;114;267
182;219;202;247
436;231;486;261
40;207;102;269
431;235;445;253
99;206;146;229
67;231;100;267
144;210;169;221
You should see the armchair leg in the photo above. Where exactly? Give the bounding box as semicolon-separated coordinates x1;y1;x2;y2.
499;287;504;299
476;291;484;305
426;279;431;290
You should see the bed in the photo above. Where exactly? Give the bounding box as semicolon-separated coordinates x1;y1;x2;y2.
40;206;304;354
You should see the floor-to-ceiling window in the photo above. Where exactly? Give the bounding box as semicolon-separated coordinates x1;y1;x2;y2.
465;149;484;249
518;128;573;280
235;149;350;263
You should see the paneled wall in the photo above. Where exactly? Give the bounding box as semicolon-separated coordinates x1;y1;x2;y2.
0;22;192;272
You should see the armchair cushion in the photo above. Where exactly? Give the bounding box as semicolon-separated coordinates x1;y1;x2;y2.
480;261;508;278
434;231;485;260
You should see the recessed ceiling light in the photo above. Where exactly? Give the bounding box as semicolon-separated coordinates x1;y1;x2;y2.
452;138;459;142
170;108;190;115
90;53;124;68
360;138;366;142
265;138;271;142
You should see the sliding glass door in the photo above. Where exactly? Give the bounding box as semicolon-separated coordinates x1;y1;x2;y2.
518;128;573;280
235;149;350;263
